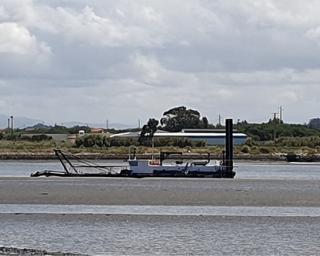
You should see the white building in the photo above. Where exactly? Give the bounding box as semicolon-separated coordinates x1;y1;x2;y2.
110;129;247;145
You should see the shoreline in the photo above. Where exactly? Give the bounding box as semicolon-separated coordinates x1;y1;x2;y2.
0;152;287;161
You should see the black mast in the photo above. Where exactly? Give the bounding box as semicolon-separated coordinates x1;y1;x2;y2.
225;119;233;172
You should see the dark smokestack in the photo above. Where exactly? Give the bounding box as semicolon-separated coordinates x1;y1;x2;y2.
225;119;233;172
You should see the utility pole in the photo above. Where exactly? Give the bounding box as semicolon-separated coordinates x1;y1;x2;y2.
218;114;221;126
7;118;10;130
138;119;141;129
10;116;13;134
272;112;277;141
279;106;283;123
106;119;109;130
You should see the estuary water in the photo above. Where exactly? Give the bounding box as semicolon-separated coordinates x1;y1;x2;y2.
0;160;320;180
1;214;320;255
1;161;320;255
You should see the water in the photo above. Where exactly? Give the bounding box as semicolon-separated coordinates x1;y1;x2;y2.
0;160;126;177
1;213;319;255
236;161;320;180
1;160;320;180
1;160;320;255
2;204;320;217
0;160;61;177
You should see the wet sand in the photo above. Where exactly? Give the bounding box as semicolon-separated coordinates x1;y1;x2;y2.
1;177;320;206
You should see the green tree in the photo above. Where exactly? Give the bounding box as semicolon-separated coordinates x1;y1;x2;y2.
237;121;320;141
160;106;209;132
202;117;209;128
139;118;159;145
83;135;95;147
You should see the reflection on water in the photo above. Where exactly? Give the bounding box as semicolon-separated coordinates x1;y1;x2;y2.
1;204;320;217
1;160;320;179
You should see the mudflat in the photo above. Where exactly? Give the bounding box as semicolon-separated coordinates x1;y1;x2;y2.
1;177;320;206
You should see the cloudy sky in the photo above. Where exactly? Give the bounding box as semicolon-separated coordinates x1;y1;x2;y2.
1;0;320;126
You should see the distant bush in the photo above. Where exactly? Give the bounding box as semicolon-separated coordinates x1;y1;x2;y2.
193;140;207;147
20;134;52;142
2;133;20;140
241;145;250;153
109;137;139;147
245;137;256;146
75;135;138;148
275;136;320;147
259;147;271;154
153;138;206;148
74;135;208;148
76;135;99;147
83;136;96;147
31;134;52;141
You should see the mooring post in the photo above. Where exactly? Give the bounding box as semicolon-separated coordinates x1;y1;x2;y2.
225;119;233;172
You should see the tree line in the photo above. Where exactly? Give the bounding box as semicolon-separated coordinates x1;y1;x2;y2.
2;106;320;149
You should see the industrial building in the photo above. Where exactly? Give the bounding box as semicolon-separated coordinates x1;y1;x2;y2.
110;129;247;145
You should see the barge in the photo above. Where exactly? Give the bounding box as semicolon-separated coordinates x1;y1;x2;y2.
31;119;235;178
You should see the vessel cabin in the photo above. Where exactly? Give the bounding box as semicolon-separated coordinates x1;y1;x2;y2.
128;159;224;176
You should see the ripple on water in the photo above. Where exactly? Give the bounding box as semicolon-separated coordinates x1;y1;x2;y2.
0;214;320;255
1;204;320;217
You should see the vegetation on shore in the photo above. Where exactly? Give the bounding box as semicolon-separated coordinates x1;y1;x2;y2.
1;106;320;158
0;138;319;160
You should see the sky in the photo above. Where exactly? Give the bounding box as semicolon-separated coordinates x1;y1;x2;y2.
1;0;320;126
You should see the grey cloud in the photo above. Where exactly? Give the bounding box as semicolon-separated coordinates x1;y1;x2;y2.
1;0;320;125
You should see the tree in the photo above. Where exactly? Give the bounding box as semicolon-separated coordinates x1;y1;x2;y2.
138;118;159;145
202;117;209;128
160;106;209;132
